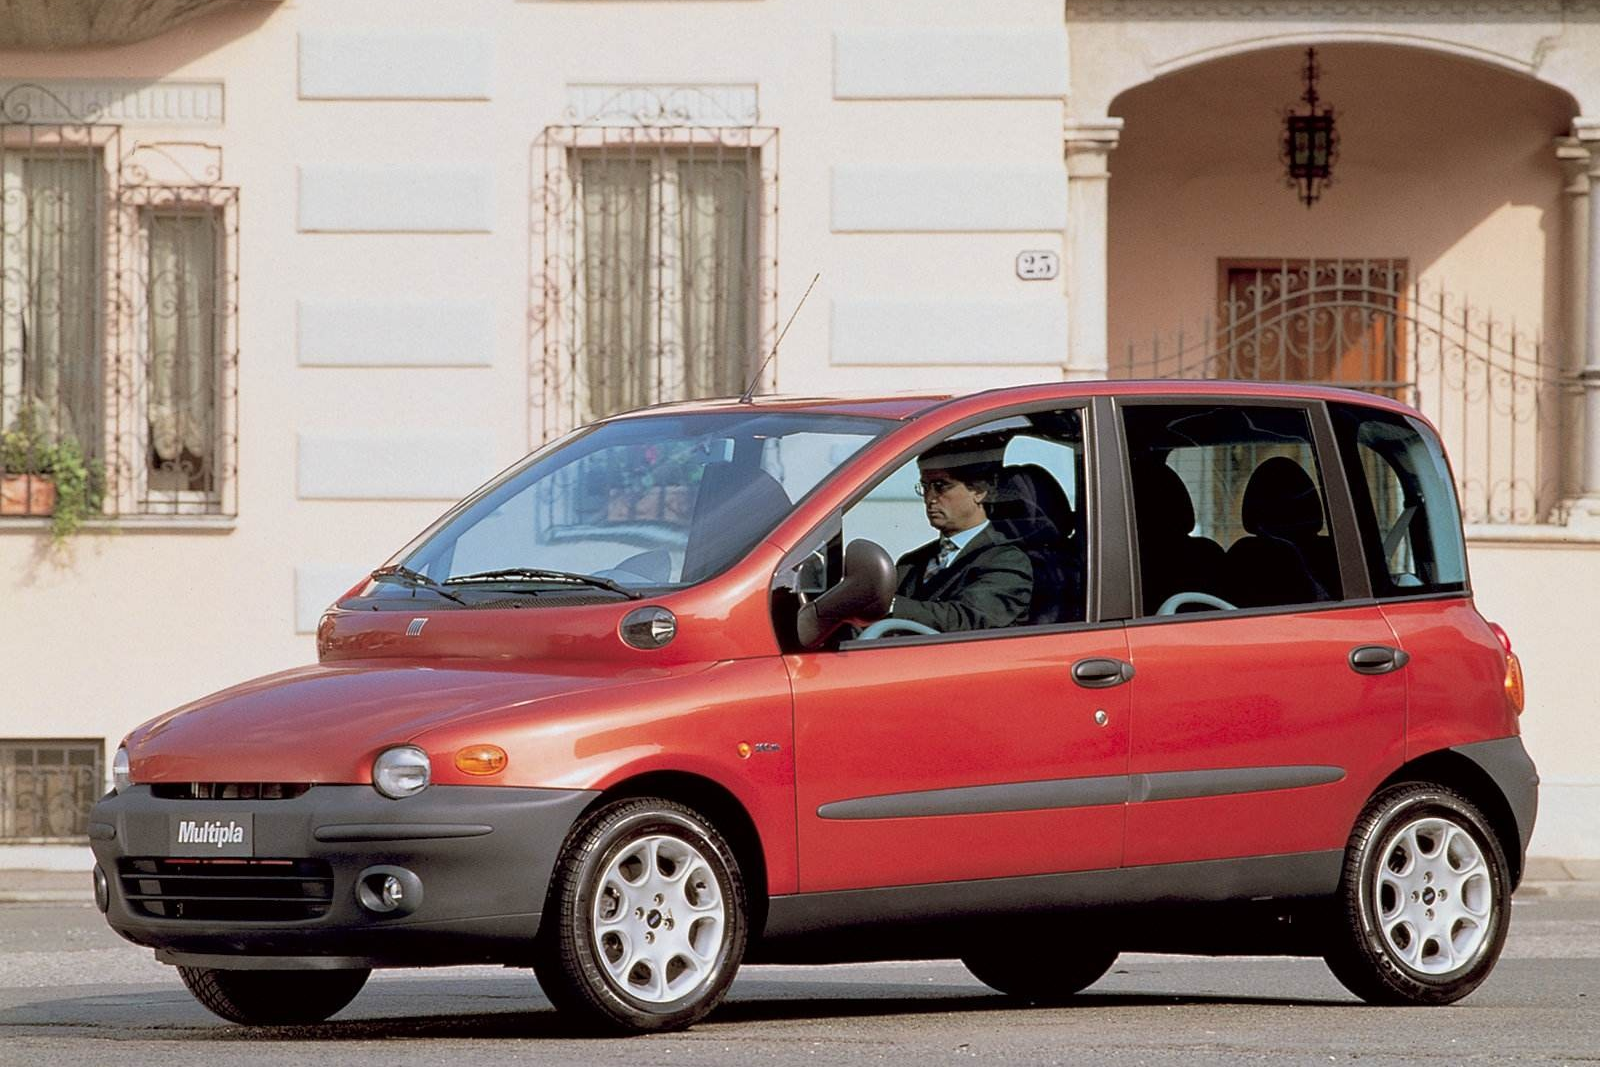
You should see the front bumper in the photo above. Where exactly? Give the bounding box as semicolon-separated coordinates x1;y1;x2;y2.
89;784;596;969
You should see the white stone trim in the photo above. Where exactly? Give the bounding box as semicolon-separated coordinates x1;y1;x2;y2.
298;30;494;101
831;299;1068;367
298;165;494;233
833;27;1068;100
1150;30;1537;80
297;431;497;500
0;80;223;126
298;300;495;367
831;165;1068;232
563;84;759;126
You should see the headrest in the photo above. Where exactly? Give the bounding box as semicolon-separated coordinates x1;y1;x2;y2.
1241;456;1323;539
1132;462;1196;538
991;464;1072;544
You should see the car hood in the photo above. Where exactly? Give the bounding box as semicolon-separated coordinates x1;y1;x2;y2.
124;659;684;784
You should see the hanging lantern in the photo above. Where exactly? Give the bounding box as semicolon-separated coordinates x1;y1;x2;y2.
1282;48;1338;208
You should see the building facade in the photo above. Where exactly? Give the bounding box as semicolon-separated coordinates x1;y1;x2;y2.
1;0;1597;868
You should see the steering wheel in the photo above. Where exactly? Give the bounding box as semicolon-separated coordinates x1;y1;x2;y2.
1155;591;1238;616
857;618;940;639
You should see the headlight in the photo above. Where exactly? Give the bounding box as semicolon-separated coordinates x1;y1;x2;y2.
372;746;431;799
112;746;132;794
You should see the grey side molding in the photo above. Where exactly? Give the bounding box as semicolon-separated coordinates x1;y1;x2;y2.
1450;736;1539;862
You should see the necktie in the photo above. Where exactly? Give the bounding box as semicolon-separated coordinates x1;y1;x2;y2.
924;536;957;580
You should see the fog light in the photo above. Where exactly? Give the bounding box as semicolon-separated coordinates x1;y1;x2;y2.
93;866;109;913
356;865;423;916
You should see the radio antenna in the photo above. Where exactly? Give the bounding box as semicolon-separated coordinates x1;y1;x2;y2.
739;272;819;404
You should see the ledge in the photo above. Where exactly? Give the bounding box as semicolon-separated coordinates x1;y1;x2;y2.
1465;523;1600;546
0;516;236;535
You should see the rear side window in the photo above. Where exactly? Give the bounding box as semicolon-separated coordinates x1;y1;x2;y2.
1121;403;1342;615
1330;403;1467;597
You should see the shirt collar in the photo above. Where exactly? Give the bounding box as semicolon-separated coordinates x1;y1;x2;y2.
945;520;988;553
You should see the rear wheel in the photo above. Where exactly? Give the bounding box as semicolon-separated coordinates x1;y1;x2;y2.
1324;782;1510;1005
962;941;1118;1003
534;797;747;1033
177;966;369;1025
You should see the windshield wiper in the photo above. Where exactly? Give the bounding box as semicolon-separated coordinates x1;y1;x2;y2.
443;567;642;600
369;564;467;604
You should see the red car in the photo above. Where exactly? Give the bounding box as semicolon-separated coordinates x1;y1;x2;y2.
90;381;1535;1033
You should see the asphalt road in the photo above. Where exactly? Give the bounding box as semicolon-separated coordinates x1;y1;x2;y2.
0;898;1595;1067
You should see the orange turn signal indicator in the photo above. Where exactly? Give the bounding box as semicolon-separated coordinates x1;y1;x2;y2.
454;744;508;776
1504;651;1525;715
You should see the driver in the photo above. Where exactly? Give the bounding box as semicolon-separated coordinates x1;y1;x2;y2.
884;438;1032;632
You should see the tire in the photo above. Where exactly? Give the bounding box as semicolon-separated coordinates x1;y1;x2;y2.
962;941;1118;1003
1324;782;1511;1006
177;966;369;1025
533;797;747;1033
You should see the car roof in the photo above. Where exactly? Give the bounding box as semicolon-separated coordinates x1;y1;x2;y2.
602;380;1418;423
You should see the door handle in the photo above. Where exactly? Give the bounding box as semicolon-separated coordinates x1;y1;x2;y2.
1072;657;1135;689
1349;645;1411;675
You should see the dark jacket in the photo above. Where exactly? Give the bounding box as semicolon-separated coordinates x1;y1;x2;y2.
889;525;1033;632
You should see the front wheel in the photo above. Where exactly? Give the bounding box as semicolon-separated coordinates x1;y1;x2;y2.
177;966;369;1025
1323;782;1510;1005
534;797;747;1033
961;941;1118;1003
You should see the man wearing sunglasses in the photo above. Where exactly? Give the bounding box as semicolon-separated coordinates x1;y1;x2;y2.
886;437;1033;632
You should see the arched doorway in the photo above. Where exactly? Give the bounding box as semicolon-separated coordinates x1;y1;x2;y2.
1105;43;1580;523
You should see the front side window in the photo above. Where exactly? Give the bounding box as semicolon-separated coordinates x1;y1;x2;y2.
1122;403;1341;615
835;408;1088;635
375;411;889;605
1330;402;1467;597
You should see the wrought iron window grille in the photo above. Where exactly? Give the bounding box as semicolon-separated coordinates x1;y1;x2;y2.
1;84;239;524
0;738;103;842
533;124;779;442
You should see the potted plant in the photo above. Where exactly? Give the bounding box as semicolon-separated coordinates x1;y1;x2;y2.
0;403;106;541
0;403;57;518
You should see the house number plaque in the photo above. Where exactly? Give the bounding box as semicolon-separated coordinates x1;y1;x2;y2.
1015;250;1059;281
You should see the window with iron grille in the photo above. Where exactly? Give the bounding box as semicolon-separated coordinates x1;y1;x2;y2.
0;739;103;841
0;85;239;522
535;126;778;437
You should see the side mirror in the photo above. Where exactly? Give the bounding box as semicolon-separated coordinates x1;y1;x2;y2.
795;539;896;649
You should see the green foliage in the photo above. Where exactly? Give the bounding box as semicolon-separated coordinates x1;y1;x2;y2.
1;403;106;541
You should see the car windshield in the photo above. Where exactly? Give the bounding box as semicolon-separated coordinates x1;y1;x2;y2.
378;410;893;599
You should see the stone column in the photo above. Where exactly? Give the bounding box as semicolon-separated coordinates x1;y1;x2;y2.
1575;119;1600;523
1556;135;1591;504
1063;118;1123;381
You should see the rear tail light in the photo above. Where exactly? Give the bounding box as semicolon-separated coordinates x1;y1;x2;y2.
1488;622;1525;715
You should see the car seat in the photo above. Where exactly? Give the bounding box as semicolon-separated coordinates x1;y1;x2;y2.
680;461;792;584
1130;461;1228;614
1223;455;1339;607
989;463;1083;624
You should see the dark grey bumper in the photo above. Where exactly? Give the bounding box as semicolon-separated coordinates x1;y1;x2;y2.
88;784;596;969
1451;735;1539;874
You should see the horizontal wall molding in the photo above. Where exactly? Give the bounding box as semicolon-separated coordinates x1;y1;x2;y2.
298;30;494;100
831;166;1067;232
298;300;494;367
298;165;494;233
833;27;1068;99
0;79;222;126
832;299;1067;366
294;564;366;633
297;432;496;500
565;83;759;126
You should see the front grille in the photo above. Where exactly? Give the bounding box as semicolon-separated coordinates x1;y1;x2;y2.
119;858;334;922
150;782;311;800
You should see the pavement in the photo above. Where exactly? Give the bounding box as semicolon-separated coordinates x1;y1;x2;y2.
2;858;1597;904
